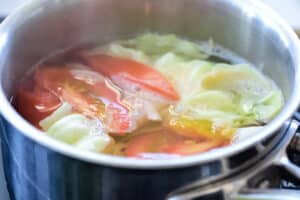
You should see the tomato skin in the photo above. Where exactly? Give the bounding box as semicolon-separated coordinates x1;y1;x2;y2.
61;84;130;135
162;140;227;156
34;66;70;95
125;131;179;157
34;65;131;134
35;65;125;104
79;54;179;100
125;129;228;158
60;83;104;118
15;80;61;128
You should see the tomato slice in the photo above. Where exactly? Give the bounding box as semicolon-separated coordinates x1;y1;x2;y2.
34;66;70;95
15;80;61;128
125;128;227;158
125;131;179;158
79;54;179;100
34;65;131;134
62;84;131;134
162;140;227;156
61;83;105;118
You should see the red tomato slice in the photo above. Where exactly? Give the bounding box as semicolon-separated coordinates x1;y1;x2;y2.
79;54;179;100
62;84;130;134
34;66;73;95
15;80;61;128
35;66;124;104
61;83;105;118
125;131;179;157
34;65;131;134
125;129;228;158
163;140;227;156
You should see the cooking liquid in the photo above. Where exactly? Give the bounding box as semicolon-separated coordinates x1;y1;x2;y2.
13;39;273;158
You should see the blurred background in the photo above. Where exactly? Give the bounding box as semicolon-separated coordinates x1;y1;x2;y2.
0;0;300;200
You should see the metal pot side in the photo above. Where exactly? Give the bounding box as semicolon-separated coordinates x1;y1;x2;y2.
0;0;300;199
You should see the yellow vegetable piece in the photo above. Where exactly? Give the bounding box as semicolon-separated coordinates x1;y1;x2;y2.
165;115;235;141
201;64;272;98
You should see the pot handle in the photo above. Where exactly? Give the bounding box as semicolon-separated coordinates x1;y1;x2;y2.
276;154;300;179
230;152;300;200
231;189;300;200
167;120;300;200
231;120;300;200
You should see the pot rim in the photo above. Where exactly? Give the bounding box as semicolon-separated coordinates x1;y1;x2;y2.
0;0;300;170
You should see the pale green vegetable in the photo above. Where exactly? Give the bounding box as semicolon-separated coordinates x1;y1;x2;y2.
253;90;283;121
201;64;272;98
47;114;91;144
171;63;283;126
200;64;283;122
75;119;112;152
178;91;238;112
154;52;184;68
154;53;213;96
97;43;150;64
46;112;112;152
123;33;208;60
172;91;243;126
92;34;208;64
76;134;112;152
39;102;73;131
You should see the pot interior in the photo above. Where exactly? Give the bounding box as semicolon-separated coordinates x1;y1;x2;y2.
0;0;299;164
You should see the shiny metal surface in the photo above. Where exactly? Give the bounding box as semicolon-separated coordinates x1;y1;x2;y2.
232;189;300;200
168;120;300;200
0;0;299;169
290;132;300;152
0;115;224;200
0;0;300;199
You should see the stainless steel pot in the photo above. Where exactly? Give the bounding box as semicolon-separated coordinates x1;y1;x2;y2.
0;0;300;199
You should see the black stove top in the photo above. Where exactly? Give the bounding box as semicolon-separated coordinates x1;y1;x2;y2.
280;150;300;189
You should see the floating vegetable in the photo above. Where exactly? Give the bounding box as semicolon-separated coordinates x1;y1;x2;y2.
14;33;284;159
79;54;179;100
41;110;112;153
15;80;61;128
125;129;227;158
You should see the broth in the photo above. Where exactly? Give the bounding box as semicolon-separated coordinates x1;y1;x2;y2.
14;34;283;159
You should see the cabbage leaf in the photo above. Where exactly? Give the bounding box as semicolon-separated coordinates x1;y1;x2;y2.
44;109;112;152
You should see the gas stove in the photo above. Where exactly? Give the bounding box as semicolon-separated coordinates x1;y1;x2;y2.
165;119;300;200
